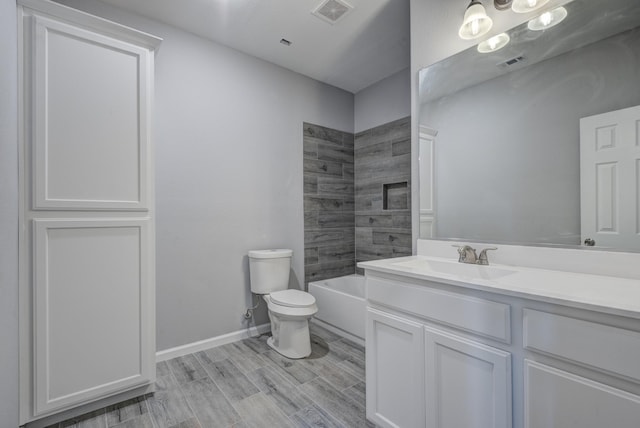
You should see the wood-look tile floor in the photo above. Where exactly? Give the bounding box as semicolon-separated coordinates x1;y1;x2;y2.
49;324;373;428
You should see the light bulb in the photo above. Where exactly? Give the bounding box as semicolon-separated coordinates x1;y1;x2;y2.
459;1;493;40
512;0;549;13
528;7;567;31
477;32;510;53
471;19;480;36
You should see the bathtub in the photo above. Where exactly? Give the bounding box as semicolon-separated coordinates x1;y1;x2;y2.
308;274;365;344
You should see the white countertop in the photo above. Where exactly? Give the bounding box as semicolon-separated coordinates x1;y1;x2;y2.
358;255;640;319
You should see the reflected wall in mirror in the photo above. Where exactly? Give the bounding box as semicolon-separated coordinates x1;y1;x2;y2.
418;0;640;251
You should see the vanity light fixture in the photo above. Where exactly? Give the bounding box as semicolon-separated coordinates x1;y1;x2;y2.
493;0;512;11
459;1;493;40
511;0;549;13
528;6;568;31
477;32;510;53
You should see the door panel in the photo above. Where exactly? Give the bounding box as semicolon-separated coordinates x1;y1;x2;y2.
32;15;149;210
524;360;640;428
367;308;425;428
33;219;152;415
425;326;512;428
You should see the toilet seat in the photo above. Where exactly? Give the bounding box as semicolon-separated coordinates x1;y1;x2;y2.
270;289;316;308
263;293;318;318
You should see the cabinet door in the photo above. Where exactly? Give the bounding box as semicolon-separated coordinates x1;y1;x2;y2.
524;360;640;428
19;1;160;421
367;308;426;428
425;326;512;428
30;11;151;211
33;219;154;415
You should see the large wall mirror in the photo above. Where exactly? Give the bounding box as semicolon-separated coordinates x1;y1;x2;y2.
417;0;640;252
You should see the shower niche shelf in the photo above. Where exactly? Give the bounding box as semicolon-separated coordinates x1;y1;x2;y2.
383;181;408;210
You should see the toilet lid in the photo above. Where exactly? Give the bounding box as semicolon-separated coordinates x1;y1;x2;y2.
270;290;316;308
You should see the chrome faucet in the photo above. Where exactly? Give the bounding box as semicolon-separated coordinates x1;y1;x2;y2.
454;245;478;264
453;245;498;265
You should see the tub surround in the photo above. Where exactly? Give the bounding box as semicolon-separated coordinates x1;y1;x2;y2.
359;239;640;428
303;123;356;285
303;116;413;285
355;117;412;274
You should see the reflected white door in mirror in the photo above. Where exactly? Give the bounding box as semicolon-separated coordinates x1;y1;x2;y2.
419;126;437;239
580;104;640;252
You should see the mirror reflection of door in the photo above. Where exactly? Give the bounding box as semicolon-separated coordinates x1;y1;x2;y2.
580;104;640;251
419;126;437;238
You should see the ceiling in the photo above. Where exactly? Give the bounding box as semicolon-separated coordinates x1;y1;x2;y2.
95;0;410;94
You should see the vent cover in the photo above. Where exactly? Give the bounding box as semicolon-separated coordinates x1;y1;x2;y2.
312;0;353;25
497;55;526;69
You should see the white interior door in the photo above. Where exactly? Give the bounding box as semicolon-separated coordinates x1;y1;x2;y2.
580;105;640;250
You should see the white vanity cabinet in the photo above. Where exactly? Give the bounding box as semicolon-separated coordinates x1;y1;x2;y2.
365;274;512;428
362;266;640;428
18;0;161;424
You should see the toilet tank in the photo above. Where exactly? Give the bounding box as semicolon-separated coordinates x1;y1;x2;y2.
248;249;293;294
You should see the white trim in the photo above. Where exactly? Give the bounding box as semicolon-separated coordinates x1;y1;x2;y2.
155;323;271;362
18;0;162;49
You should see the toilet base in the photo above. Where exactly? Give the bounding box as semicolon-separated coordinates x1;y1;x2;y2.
267;316;313;359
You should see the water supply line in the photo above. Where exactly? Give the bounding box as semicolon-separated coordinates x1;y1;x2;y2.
244;294;260;319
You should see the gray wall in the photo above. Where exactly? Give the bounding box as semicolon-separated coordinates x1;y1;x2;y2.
420;29;640;245
354;68;411;134
303;123;355;285
0;0;19;425
355;117;412;273
55;0;354;351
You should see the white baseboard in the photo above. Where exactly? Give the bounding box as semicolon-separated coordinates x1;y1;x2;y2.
156;323;271;362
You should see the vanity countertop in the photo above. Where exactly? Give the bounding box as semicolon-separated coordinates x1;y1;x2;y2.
358;256;640;319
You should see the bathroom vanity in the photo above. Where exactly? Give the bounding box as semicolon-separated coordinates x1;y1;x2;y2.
359;240;640;428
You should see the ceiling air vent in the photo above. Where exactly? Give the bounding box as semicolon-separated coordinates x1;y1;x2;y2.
497;55;526;69
312;0;353;25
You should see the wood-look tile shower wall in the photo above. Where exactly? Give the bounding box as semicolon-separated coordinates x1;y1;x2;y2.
303;123;356;285
354;117;412;274
303;117;411;284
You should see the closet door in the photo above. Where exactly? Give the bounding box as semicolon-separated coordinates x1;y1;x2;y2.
19;0;161;421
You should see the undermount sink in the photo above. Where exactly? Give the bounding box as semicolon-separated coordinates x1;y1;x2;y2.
392;258;516;280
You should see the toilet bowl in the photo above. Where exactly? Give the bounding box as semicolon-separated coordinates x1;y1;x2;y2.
248;249;318;359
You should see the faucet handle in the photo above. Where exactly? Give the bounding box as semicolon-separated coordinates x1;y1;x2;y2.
477;247;497;265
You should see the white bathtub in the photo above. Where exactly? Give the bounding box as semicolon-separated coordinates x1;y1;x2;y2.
308;274;365;344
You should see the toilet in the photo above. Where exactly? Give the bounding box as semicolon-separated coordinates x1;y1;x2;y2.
248;249;318;359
